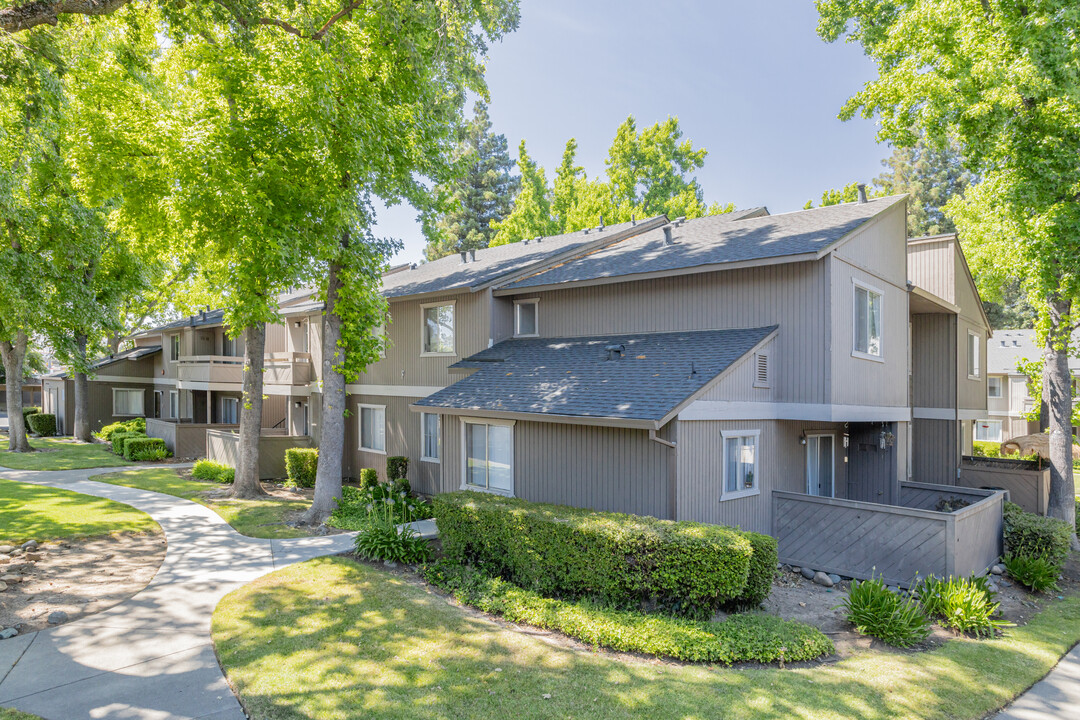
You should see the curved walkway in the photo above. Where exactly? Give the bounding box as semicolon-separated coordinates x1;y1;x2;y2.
0;465;356;720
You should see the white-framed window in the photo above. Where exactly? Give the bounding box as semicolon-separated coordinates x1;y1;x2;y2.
514;299;539;337
805;433;835;498
753;352;770;389
987;376;1003;398
975;419;1002;443
721;429;760;501
222;334;237;357
170;334;181;361
113;388;144;417
852;281;883;360
359;404;386;453
374;322;386;359
221;397;239;424
421;302;455;355
462;418;514;494
169;390;179;419
967;331;981;379
421;412;441;463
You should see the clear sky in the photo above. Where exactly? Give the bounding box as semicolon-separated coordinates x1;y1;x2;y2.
375;0;887;265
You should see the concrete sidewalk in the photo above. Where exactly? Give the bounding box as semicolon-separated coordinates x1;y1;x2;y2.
993;642;1080;720
0;466;356;720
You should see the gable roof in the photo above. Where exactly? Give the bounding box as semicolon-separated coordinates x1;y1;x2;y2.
413;326;777;428
49;345;161;379
987;329;1080;375
498;196;907;293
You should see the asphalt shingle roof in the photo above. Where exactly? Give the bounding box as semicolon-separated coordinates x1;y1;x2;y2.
987;329;1080;374
49;345;161;378
414;326;777;424
502;196;907;290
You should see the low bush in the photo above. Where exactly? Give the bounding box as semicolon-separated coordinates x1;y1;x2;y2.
972;440;1002;458
21;406;40;421
352;491;432;564
359;468;378;489
132;446;171;462
98;419;145;442
285;448;318;488
328;484;433;531
1003;554;1060;593
387;456;408;482
423;560;833;665
916;575;1007;638
1003;502;1071;568
26;413;56;437
192;459;235;484
840;576;930;647
111;431;145;455
123;437;169;462
434;491;767;619
729;531;778;608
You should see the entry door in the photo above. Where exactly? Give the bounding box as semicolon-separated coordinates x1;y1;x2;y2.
806;434;834;497
847;423;898;503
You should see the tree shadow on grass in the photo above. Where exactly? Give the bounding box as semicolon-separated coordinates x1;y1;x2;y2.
212;556;1080;720
0;479;157;542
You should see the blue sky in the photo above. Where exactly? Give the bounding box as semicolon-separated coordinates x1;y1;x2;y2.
376;0;887;264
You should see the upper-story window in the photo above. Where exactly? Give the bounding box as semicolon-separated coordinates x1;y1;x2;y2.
514;299;539;337
223;334;237;357
170;334;181;361
853;282;882;360
967;331;981;379
422;302;455;355
987;376;1003;398
359;404;386;453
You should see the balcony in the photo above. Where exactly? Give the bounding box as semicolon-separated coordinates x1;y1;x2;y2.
177;352;311;386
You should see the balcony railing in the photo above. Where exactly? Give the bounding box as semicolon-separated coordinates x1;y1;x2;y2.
177;352;311;386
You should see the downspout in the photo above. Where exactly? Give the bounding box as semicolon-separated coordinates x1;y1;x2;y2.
650;424;678;521
649;428;676;448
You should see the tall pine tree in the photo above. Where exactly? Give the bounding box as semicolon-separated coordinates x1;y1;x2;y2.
424;101;518;259
874;136;974;237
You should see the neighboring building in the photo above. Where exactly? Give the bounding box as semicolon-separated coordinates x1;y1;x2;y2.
43;195;993;541
982;328;1080;444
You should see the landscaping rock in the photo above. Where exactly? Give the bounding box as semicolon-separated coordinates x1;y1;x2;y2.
23;552;41;562
0;582;7;592
987;581;999;593
813;571;834;587
800;567;815;580
991;564;1004;575
383;560;398;569
0;627;17;639
47;611;69;625
21;540;37;551
791;566;801;574
887;585;900;594
827;574;841;585
1;575;21;583
0;545;13;555
0;554;9;564
1000;579;1013;587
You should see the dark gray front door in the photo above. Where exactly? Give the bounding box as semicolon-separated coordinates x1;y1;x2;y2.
846;423;898;504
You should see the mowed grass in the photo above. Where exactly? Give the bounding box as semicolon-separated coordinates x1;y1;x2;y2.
0;437;132;471
213;555;1080;720
0;477;158;544
93;468;310;539
0;709;44;720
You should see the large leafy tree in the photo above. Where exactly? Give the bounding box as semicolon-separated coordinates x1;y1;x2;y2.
424;101;518;260
817;0;1080;541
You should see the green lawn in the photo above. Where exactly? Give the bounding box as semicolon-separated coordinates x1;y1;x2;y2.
0;477;158;544
213;556;1080;720
0;437;132;471
93;468;310;539
0;709;44;720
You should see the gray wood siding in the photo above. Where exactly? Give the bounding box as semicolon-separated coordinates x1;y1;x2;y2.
700;337;777;402
833;202;908;289
911;418;958;485
912;314;956;409
261;395;288;430
265;323;288;354
346;394;442;494
957;314;989;412
908;239;955;304
507;261;829;404
958;462;1050;515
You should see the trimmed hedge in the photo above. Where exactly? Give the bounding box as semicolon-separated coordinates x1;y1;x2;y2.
123;437;169;461
26;413;56;437
285;448;318;488
359;468;378;489
21;406;40;421
111;431;146;455
423;560;832;665
387;456;409;481
192;459;235;483
1003;501;1071;568
732;531;778;607
434;491;769;619
98;418;145;441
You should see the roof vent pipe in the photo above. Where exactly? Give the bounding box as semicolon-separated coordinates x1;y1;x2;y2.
599;215;605;231
583;228;590;234
856;183;868;204
631;214;636;226
534;236;542;243
662;225;674;245
469;249;476;262
674;216;686;226
459;251;468;264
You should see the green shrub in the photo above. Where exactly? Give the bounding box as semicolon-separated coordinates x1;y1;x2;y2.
123;437;169;462
352;492;432;564
1003;502;1071;568
387;456;409;481
916;575;1007;637
192;459;235;483
1003;554;1060;593
840;576;931;647
111;431;145;455
359;468;378;489
98;419;145;441
328;484;433;530
729;531;778;608
285;448;318;488
1075;498;1079;536
973;440;1002;458
423;560;832;665
20;407;40;421
26;413;56;437
132;446;171;462
434;491;760;619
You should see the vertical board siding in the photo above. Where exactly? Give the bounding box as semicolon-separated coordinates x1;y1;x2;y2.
833;204;909;288
907;240;955;304
346;394;442;494
517;261;828;405
265;323;288;354
700;338;777;402
206;430;311;479
958;463;1049;515
911;314;956;408
261;395;288;430
957;315;989;412
911;418;957;484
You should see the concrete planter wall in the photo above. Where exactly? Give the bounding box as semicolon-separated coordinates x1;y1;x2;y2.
958;456;1050;515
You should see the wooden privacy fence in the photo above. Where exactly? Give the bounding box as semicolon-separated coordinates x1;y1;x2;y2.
772;482;1004;588
958;456;1050;515
206;429;312;479
147;418;239;459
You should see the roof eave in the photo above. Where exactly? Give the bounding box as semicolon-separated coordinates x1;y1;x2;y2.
406;403;657;430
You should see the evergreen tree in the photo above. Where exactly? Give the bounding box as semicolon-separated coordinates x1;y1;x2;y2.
489;141;558;245
424;101;518;259
874;137;973;237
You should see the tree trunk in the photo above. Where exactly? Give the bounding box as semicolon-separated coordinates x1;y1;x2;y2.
107;332;121;356
230;323;268;499
302;261;346;525
1043;297;1078;549
73;334;92;442
1;331;32;452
